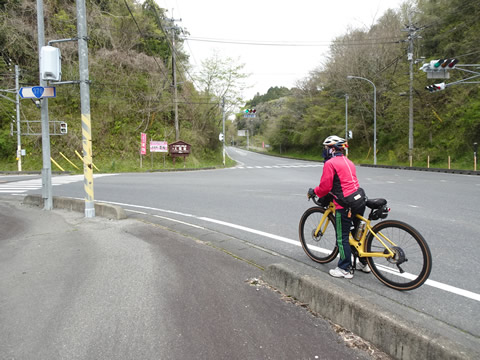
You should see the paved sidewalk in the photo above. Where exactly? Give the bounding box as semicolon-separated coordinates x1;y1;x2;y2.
0;197;383;360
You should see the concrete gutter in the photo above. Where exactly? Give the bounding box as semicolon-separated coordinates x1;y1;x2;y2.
263;263;479;360
23;194;126;220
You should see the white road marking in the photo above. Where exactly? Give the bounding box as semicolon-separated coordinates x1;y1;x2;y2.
227;164;322;170
101;199;479;302
0;174;117;194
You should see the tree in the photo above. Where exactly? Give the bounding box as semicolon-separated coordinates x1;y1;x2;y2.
195;51;249;114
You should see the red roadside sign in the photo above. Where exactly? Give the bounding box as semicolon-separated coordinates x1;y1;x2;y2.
140;133;147;155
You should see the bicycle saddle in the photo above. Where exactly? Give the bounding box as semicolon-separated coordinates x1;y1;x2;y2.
366;198;387;209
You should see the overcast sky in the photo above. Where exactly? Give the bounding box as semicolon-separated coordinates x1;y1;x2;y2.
154;0;406;100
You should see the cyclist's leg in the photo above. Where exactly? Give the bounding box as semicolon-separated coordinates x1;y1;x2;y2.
335;208;353;270
351;205;368;267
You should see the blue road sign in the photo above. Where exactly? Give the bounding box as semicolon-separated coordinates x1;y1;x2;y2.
19;86;56;99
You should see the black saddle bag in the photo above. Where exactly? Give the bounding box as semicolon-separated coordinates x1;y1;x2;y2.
336;188;366;214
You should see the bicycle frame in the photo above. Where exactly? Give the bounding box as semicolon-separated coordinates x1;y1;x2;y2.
314;203;396;259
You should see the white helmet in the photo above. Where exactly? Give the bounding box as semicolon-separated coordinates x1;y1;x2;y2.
323;135;348;149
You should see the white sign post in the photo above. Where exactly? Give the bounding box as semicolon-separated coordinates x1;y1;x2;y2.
150;141;168;152
150;141;168;167
237;129;249;150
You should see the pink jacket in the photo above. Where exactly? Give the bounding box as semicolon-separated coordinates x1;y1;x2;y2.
314;155;360;209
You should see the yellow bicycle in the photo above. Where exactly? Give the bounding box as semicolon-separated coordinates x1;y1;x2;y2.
299;195;432;291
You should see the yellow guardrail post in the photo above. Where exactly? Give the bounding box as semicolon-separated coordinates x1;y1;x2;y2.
75;150;100;172
50;157;65;172
59;152;80;170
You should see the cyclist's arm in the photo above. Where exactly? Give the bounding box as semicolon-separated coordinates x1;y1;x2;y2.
314;162;334;198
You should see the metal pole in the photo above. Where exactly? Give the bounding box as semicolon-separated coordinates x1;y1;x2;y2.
222;97;226;166
474;142;478;171
77;0;95;217
406;11;415;167
36;0;52;210
172;27;179;141
373;84;377;165
15;65;22;171
408;34;414;166
345;94;348;156
347;76;377;164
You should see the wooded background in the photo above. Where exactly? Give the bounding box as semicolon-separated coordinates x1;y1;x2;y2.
1;0;479;169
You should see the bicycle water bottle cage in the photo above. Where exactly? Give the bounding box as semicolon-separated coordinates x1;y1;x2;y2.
366;198;390;220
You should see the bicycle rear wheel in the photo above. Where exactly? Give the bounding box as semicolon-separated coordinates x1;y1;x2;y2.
299;207;338;264
365;220;432;291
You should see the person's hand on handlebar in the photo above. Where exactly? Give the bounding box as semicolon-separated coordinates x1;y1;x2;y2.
307;188;316;200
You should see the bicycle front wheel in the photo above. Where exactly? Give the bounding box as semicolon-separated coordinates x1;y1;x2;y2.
299;207;338;264
365;220;432;291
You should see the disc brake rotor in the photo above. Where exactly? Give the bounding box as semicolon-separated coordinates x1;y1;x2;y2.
311;229;322;242
386;246;406;265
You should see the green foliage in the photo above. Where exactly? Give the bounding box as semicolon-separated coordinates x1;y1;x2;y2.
0;128;14;158
0;0;237;169
246;86;292;107
51;9;76;37
240;0;480;168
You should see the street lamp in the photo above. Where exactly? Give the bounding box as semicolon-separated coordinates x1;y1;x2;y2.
347;75;377;165
345;94;349;156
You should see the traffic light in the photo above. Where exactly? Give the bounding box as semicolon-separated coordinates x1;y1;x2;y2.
421;58;458;72
243;109;257;118
434;58;458;69
425;82;445;92
60;121;68;134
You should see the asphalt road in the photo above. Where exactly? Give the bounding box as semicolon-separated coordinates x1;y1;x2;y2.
1;147;479;351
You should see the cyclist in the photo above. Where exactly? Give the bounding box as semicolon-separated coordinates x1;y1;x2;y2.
307;135;370;278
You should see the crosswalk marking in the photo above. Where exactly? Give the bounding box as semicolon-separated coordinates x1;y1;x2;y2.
0;174;117;194
232;164;322;170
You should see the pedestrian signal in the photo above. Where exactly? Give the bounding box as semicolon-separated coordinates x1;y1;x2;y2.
60;121;68;134
425;82;445;92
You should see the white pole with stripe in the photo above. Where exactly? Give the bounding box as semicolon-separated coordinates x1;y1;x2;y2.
77;0;95;217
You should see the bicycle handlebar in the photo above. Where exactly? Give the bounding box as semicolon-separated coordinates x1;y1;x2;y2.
308;194;327;208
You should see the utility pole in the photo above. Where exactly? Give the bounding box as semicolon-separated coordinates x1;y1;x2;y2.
408;27;414;167
15;65;22;171
172;28;179;141
167;13;181;141
222;97;226;166
403;12;422;167
77;0;95;218
36;0;52;210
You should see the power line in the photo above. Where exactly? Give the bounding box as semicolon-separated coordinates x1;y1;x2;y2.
184;36;403;47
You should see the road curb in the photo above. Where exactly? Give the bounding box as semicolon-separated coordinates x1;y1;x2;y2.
263;263;477;360
22;194;127;220
242;147;480;175
359;164;480;176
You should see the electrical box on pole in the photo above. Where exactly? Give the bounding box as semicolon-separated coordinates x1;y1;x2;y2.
40;46;62;81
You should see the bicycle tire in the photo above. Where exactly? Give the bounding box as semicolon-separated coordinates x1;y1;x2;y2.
365;220;432;291
299;207;338;264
